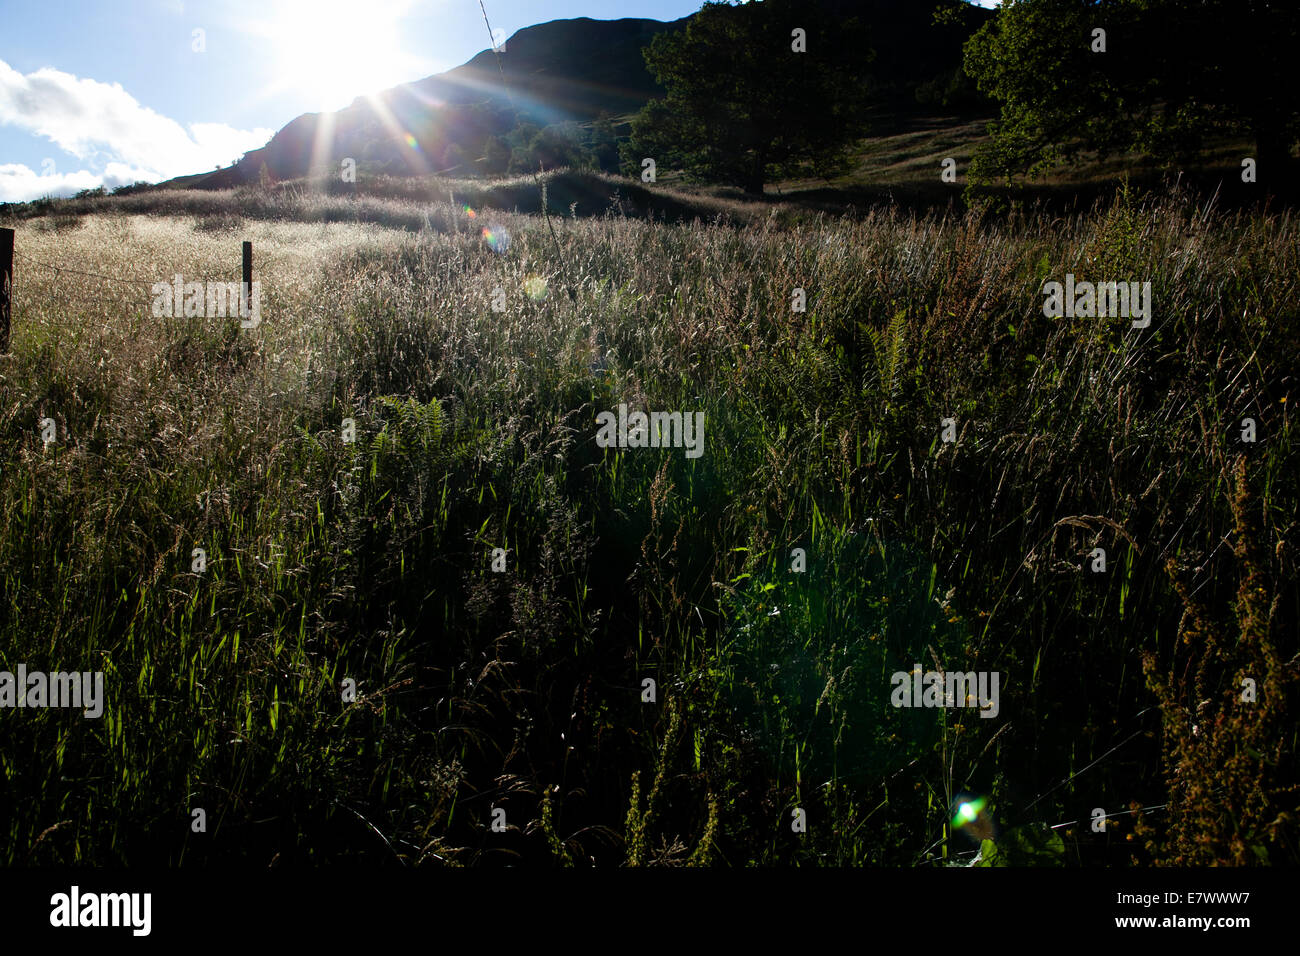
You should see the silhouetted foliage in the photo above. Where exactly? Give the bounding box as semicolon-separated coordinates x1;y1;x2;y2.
622;0;874;193
964;0;1300;195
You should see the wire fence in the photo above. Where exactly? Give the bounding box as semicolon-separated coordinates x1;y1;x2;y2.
11;251;156;310
14;249;241;285
6;245;250;317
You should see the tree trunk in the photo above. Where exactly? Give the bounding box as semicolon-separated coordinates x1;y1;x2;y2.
742;149;766;196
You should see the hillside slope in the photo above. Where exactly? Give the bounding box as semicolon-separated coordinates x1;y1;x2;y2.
164;2;993;192
175;17;687;190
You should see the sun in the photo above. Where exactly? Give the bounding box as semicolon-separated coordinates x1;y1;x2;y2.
265;0;422;110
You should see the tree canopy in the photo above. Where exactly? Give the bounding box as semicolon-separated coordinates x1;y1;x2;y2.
963;0;1300;194
622;0;874;194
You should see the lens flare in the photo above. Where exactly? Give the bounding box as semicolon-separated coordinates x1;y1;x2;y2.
482;225;510;254
949;794;995;844
404;133;420;152
523;275;548;300
463;205;476;220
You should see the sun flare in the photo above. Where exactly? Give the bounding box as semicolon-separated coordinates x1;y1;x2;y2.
267;0;421;109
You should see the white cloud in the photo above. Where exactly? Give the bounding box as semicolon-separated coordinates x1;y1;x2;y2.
0;163;100;202
0;58;273;199
0;160;168;203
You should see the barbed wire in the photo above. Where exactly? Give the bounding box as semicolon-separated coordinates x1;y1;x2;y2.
13;249;240;287
41;287;155;311
14;250;157;287
54;289;156;311
9;249;254;314
1048;801;1169;832
910;699;1164;865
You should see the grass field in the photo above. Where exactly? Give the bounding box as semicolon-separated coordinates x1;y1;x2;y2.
0;175;1296;866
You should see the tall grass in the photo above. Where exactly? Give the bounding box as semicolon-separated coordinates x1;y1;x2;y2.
0;183;1295;865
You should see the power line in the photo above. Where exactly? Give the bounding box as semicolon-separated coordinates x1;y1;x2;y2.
475;0;577;313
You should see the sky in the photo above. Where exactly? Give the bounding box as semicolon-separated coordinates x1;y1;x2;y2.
0;0;1000;202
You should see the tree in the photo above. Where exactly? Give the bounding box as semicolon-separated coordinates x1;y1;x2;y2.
506;121;541;153
483;135;511;175
963;0;1300;195
504;123;596;173
588;114;622;174
111;181;151;196
442;142;466;173
623;0;873;194
531;123;596;171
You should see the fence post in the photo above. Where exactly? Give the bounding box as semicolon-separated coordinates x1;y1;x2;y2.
241;240;252;311
0;227;13;354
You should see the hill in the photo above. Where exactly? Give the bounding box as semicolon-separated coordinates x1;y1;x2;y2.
172;16;689;190
162;2;993;192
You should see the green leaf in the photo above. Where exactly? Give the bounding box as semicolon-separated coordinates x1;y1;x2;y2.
976;824;1065;867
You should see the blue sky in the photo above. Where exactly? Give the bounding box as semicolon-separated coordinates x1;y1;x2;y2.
0;0;999;202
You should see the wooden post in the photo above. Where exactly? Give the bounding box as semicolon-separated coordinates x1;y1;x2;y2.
241;240;252;310
0;227;13;354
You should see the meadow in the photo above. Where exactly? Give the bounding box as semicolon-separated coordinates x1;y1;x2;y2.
0;173;1296;866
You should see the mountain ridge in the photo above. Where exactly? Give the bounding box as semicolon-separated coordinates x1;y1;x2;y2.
163;2;991;191
169;16;690;190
